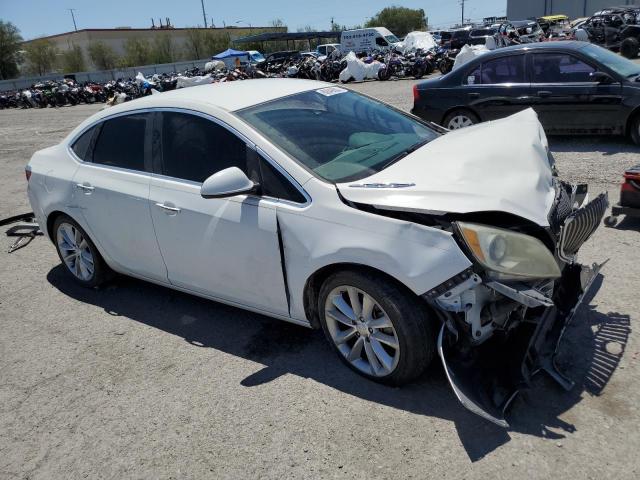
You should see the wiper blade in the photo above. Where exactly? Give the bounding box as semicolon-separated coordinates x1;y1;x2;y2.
381;139;431;169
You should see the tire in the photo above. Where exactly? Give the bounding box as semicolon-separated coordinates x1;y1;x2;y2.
318;270;435;386
442;109;479;130
378;68;391;81
413;66;426;79
629;113;640;145
52;214;111;288
621;37;639;59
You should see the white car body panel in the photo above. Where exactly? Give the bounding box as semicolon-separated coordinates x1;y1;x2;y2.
73;163;168;282
149;175;289;316
338;109;556;227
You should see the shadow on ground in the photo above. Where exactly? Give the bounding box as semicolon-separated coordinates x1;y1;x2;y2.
549;135;640;155
47;266;630;462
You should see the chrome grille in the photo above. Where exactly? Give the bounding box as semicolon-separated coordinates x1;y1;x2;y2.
557;192;608;263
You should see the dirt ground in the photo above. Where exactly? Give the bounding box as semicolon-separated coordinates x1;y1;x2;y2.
0;81;639;480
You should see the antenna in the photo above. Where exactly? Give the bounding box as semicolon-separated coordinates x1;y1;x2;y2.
200;0;208;28
68;8;78;31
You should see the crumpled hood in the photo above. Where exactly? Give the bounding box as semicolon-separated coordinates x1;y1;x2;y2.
337;108;556;227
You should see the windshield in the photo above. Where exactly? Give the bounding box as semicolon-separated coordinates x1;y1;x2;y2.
582;43;640;77
385;34;400;43
250;52;265;62
236;88;438;183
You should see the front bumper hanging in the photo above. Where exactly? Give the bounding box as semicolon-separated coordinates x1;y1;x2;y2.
437;261;604;427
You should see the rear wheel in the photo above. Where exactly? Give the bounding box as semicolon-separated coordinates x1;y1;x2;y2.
318;270;435;386
443;109;479;130
621;37;639;59
629;113;640;145
53;215;111;287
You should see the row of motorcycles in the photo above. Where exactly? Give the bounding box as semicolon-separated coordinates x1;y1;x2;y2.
256;46;460;82
0;66;260;109
0;46;462;109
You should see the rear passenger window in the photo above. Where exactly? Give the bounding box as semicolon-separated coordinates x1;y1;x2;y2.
478;55;525;84
71;126;96;161
160;112;247;183
466;65;481;85
93;115;148;171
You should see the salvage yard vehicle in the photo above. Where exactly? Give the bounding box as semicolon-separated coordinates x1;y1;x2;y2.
340;27;400;53
26;79;607;426
412;41;640;142
580;6;640;58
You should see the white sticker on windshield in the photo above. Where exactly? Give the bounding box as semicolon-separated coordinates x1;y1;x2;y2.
467;76;475;84
316;86;348;96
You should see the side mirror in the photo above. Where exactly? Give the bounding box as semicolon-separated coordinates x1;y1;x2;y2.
590;71;615;84
200;167;257;199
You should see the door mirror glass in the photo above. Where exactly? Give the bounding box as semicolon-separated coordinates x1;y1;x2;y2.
590;71;615;84
200;167;256;199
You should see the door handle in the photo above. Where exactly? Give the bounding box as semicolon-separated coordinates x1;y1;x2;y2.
155;202;181;213
467;92;480;98
75;183;95;193
537;90;552;98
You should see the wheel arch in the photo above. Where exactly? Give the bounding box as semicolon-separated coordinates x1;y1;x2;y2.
302;262;426;330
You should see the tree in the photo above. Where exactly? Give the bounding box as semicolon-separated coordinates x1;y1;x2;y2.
88;41;118;70
365;6;427;37
184;28;207;59
60;44;85;73
0;20;23;79
123;37;151;66
203;31;230;57
24;39;57;75
151;34;176;64
270;18;285;28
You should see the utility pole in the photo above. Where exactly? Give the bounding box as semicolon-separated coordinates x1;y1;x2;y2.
460;0;465;26
200;0;208;28
68;8;78;31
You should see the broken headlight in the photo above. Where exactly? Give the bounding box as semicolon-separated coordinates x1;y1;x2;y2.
455;222;561;281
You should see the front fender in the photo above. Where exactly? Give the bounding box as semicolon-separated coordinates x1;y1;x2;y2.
277;205;472;322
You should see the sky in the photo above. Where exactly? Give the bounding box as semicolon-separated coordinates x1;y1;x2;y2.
1;0;507;40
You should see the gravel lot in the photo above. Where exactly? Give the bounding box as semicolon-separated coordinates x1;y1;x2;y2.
1;80;639;480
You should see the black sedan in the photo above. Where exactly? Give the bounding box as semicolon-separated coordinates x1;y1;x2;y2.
412;41;640;143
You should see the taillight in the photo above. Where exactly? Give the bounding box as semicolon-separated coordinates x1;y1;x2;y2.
25;166;31;182
413;84;420;102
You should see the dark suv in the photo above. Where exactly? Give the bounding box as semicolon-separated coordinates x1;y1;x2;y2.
581;7;640;58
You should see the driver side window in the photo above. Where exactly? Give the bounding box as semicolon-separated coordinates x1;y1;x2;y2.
160;112;248;183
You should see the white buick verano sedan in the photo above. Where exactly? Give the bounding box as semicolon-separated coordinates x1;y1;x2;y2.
27;79;607;425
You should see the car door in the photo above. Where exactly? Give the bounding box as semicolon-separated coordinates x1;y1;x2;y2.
71;112;168;282
463;53;532;121
529;51;624;134
148;110;290;316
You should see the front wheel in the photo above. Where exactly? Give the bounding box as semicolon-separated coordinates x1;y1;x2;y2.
318;270;435;386
621;37;639;59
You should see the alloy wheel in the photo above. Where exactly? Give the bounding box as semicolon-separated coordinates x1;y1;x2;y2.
324;286;400;377
56;222;95;281
447;114;474;130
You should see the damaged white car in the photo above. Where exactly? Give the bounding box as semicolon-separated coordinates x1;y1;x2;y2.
26;79;607;426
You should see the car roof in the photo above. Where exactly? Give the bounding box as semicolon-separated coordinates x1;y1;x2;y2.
100;79;328;114
489;40;589;54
